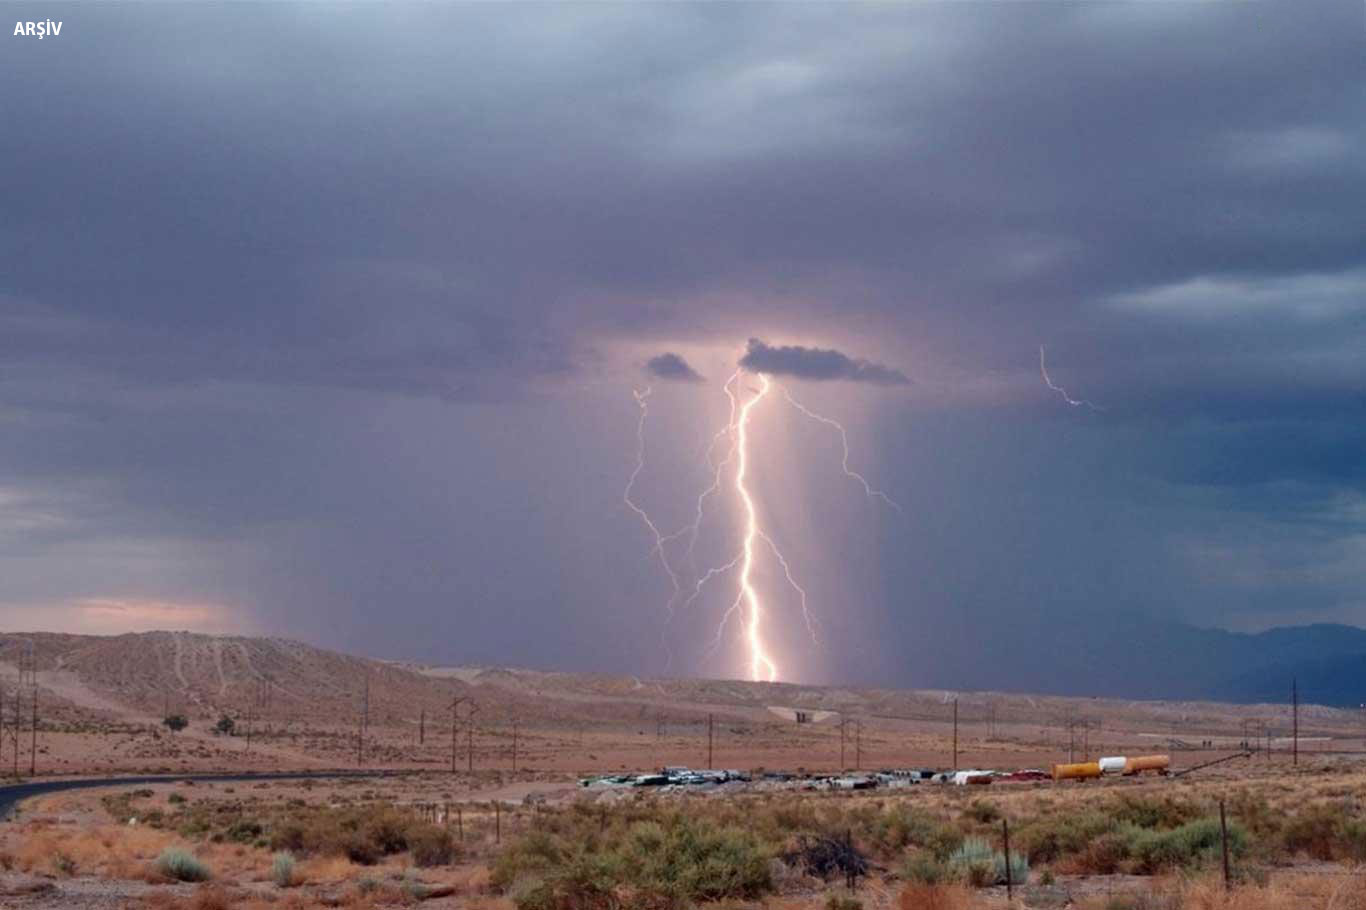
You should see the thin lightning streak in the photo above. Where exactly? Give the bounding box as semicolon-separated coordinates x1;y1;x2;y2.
779;386;902;513
623;387;683;666
1039;345;1104;411
735;373;778;682
757;530;819;646
681;552;743;614
706;589;746;661
685;371;741;562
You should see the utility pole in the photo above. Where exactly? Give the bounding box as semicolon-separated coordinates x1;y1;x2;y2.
449;697;466;774
512;716;519;773
855;719;862;771
707;714;714;769
839;714;847;770
419;708;425;745
1292;677;1299;766
952;699;959;770
467;702;479;773
29;684;37;776
12;674;18;778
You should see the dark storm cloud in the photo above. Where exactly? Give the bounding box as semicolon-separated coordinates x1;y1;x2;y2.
739;339;908;385
645;353;705;383
2;2;1366;686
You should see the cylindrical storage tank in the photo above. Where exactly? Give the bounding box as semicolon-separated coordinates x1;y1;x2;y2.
1052;761;1102;781
1123;754;1171;775
1098;756;1127;775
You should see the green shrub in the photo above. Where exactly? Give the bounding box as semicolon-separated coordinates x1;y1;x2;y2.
1078;828;1139;874
1282;803;1344;861
1019;811;1115;864
509;854;620;910
902;852;947;885
949;837;997;887
825;896;863;910
271;851;296;888
621;817;772;902
226;818;263;843
994;849;1029;886
964;800;1001;824
1106;794;1201;830
409;825;456;867
1131;818;1245;874
155;847;212;882
497;812;773;906
947;836;1026;887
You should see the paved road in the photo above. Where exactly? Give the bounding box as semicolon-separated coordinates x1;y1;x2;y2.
0;770;395;819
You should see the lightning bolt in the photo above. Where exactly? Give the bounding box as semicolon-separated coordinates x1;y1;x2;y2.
778;385;902;513
1039;345;1103;411
623;386;683;665
626;359;898;684
735;373;778;682
684;371;742;564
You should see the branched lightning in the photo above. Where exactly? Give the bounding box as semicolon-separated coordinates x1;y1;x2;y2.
1040;345;1103;411
625;358;898;684
734;373;778;682
757;529;819;646
623;386;683;666
684;371;742;563
778;385;902;513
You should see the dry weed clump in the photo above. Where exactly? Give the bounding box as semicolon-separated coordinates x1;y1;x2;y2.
1070;872;1366;910
13;822;177;879
897;882;976;910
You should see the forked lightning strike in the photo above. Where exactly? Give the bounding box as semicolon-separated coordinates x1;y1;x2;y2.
625;357;899;682
734;373;777;681
623;386;683;667
1040;345;1103;411
779;386;902;513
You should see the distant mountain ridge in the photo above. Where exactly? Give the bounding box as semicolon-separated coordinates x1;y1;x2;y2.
3;622;1363;712
938;616;1366;705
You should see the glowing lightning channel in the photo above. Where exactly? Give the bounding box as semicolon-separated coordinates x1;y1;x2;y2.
734;373;778;682
1039;345;1103;411
623;387;683;642
758;529;819;646
684;371;742;563
778;386;902;513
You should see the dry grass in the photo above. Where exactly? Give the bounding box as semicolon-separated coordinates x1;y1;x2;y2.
13;821;178;879
897;882;977;909
1066;872;1366;910
296;854;363;884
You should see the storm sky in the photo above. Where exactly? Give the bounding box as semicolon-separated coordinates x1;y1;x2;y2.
3;2;1365;688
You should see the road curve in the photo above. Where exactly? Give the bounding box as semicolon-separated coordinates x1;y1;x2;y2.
0;770;400;819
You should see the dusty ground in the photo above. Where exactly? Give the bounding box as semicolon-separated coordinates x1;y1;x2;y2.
4;760;1366;908
4;631;1366;907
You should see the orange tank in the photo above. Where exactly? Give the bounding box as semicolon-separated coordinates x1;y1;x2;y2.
1051;761;1102;781
1123;754;1171;775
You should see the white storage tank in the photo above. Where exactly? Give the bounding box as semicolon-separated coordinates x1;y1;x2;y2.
1098;756;1127;775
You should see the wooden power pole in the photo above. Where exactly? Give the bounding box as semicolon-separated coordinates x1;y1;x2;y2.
29;684;37;777
707;713;714;769
467;703;479;773
449;697;466;774
952;699;959;770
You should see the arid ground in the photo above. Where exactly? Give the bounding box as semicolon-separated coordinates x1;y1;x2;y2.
3;632;1365;909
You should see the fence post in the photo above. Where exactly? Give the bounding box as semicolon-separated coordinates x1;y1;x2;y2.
846;828;855;891
1220;800;1231;891
495;802;501;844
1003;818;1013;900
457;806;463;842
